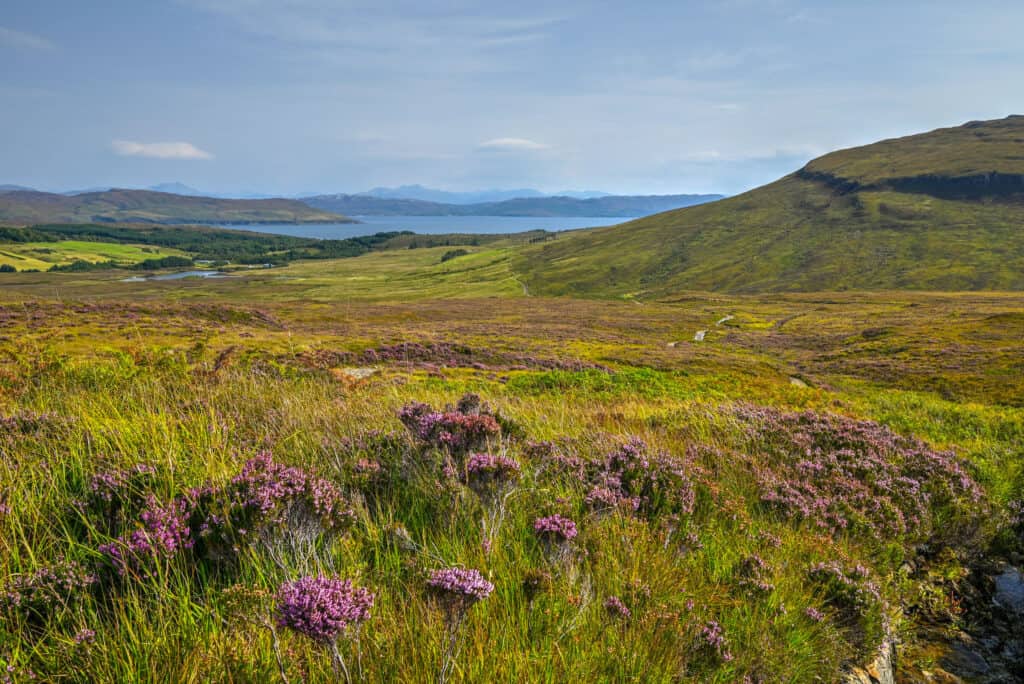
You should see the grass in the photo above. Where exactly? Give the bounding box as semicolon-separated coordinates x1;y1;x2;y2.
0;241;186;271
805;114;1024;184
0;276;1021;681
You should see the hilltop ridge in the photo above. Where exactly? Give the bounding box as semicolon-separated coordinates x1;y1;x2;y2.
514;116;1024;296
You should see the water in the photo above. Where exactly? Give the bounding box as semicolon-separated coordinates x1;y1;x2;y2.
121;270;226;282
219;215;635;240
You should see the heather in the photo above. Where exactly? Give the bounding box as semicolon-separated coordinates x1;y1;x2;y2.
0;291;1021;682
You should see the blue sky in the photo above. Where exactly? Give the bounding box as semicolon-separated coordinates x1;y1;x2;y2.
2;0;1023;196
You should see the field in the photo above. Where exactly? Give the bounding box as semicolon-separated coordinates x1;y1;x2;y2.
1;255;1022;682
0;241;186;271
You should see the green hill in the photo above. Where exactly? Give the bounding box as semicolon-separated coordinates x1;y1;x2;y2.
514;116;1024;296
0;188;351;225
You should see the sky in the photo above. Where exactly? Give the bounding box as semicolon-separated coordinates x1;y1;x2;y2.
2;0;1023;197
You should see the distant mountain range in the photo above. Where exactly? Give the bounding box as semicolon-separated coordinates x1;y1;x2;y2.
514;115;1024;295
301;193;724;217
358;185;610;204
1;182;725;221
0;188;351;225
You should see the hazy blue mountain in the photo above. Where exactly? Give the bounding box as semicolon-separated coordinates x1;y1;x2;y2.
0;188;351;224
0;184;37;193
148;182;206;196
361;185;611;204
302;192;724;217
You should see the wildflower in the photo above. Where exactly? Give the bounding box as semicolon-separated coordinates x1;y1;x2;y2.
735;404;983;540
426;567;494;608
276;576;374;684
73;628;96;645
426;567;494;684
398;398;500;453
700;620;734;662
463;453;520;496
604;595;631;619
276;576;374;643
804;606;824;622
533;514;578;542
99;496;194;575
1;560;96;625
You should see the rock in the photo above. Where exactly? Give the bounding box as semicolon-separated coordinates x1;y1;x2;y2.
941;638;991;677
844;628;896;684
331;366;380;381
693;330;707;342
993;566;1024;615
867;637;896;684
922;668;965;683
789;376;809;388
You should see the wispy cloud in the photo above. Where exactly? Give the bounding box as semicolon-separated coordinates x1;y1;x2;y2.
112;140;213;160
478;138;549;151
0;26;54;51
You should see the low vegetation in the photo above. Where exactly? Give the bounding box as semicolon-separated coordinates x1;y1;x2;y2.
0;285;1020;681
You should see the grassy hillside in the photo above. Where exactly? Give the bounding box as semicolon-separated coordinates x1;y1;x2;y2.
0;241;186;271
514;116;1024;297
0;188;351;225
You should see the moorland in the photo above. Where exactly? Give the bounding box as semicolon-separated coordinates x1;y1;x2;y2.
1;117;1022;683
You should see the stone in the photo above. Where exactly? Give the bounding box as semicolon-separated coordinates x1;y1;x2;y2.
993;566;1024;615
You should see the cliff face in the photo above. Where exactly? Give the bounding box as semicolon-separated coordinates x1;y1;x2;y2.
796;168;1024;202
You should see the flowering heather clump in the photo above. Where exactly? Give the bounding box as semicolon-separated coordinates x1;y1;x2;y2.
805;606;825;622
88;463;157;504
736;554;775;595
73;628;96;645
579;438;699;520
699;620;734;662
1;560;97;625
310;341;609;373
463;453;520;500
0;409;62;437
99;496;194;575
276;576;374;684
275;576;374;644
463;452;521;553
808;561;881;612
192;452;355;563
426;567;494;684
734;404;983;541
533;514;578;542
604;595;631;619
83;463;158;534
426;567;494;608
398;397;500;453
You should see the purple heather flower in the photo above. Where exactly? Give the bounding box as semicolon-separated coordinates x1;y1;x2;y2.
533;514;578;542
603;595;631;619
701;620;734;662
275;576;374;644
426;567;494;605
804;607;824;622
74;628;96;645
398;400;500;452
